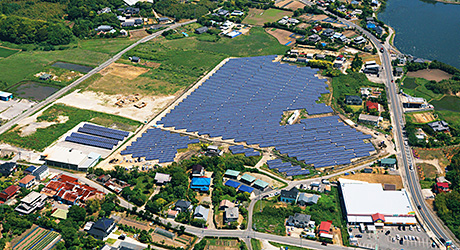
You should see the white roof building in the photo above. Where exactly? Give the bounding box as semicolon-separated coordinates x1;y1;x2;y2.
43;146;101;171
339;179;416;225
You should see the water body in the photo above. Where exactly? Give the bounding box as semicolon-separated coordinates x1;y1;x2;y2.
15;82;59;101
51;61;93;73
378;0;460;69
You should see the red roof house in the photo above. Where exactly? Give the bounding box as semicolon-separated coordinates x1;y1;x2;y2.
371;213;385;223
0;185;20;201
318;221;332;234
57;174;78;183
436;182;450;193
312;25;323;33
366;101;379;112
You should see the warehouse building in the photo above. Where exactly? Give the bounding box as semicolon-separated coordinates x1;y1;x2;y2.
0;91;13;101
339;179;416;225
42;146;101;171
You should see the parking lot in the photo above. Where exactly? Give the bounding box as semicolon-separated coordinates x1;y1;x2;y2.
350;225;436;250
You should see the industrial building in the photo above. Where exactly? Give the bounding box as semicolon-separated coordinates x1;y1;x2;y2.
42;146;101;171
339;179;416;225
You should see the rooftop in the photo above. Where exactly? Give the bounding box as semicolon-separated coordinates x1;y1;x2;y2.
19;175;36;185
240;173;256;183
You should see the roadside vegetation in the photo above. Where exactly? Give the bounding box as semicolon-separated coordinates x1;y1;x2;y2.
0;104;141;151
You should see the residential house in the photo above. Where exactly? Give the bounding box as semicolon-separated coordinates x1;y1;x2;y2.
428;121;449;132
308;34;321;43
435;182;450;193
353;36;367;45
96;25;113;32
224;207;239;222
190;177;211;192
167;210;179;219
322;28;334;37
318;221;333;238
0;162;17;176
366;101;379;112
363;64;380;74
379;158;397;168
24;165;49;181
158;17;172;24
315;54;326;60
122;21;135;27
297;57;308;63
206;145;222;156
394;67;404;76
345;95;362;105
297;193;319;206
311;25;322;33
134;18;143;25
19;175;36;189
231;10;244;16
175;200;192;212
87;218;117;240
97;175;111;183
358;114;380;126
14;191;47;214
97;7;111;14
195;27;209;34
280;187;299;203
286;213;311;228
333;60;343;69
278;16;299;25
154;173;171;184
39;74;52;81
219;200;235;210
216;9;229;16
0;185;19;201
194;205;210;220
192;164;205;177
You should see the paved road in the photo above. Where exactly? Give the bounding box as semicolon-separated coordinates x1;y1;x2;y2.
0;20;196;136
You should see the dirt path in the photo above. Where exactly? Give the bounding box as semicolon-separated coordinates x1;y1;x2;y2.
414;158;444;174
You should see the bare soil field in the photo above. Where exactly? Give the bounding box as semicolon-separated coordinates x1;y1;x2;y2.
342;30;359;38
207;239;240;250
360;53;381;66
339;173;404;190
56;90;176;121
265;28;295;45
275;0;306;10
244;8;292;26
129;29;150;39
119;217;150;231
100;62;150;80
410;112;436;123
407;69;453;82
299;14;329;23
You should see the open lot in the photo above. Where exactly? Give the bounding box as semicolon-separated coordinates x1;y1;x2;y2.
100;63;150;80
0;99;36;120
406;112;436;124
338;173;404;190
243;8;293;26
266;28;296;46
0;104;141;151
407;69;452;82
275;0;306;10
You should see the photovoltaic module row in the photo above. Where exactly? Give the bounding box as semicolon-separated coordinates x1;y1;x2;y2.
65;136;114;150
120;127;199;163
83;123;130;137
156;56;374;171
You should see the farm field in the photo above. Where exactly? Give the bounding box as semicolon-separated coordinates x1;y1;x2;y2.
13;227;60;250
243;8;293;26
0;104;141;151
401;77;443;102
275;0;306;10
265;28;296;46
431;96;460;113
0;46;19;58
437;110;460;130
407;69;452;82
405;111;436;124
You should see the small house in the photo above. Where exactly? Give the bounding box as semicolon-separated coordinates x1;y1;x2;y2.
194;205;210;220
219;200;235;210
15;191;47;214
379;158;397;168
0;162;16;176
318;221;333;238
167;209;179;218
175;200;192;212
345;95;362;105
224;207;239;222
366;101;379;112
39;74;52;81
286;213;311;228
353;36;367;45
0;91;13;101
195;27;209;34
192;164;205;177
97;175;111;183
19;175;36;189
24;165;49;181
190;177;211;192
394;67;404;76
428;121;449;132
363;167;373;173
358;114;380;126
134;18;143;25
154;173;171;184
130;56;140;63
231;10;244;16
280;187;299;203
217;9;229;16
322;28;334;37
158;17;172;23
315;54;326;60
96;25;113;32
435;182;450;193
308;34;321;43
0;185;19;201
87;218;117;240
297;193;319;206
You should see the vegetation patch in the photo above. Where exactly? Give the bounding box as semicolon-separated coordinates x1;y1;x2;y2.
431;96;460;113
243;8;293;26
0;104;141;151
0;46;19;58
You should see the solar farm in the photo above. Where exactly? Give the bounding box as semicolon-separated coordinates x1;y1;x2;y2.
121;55;374;173
64;123;129;150
121;127;200;163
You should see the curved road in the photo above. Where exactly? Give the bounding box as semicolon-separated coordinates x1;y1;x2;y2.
0;20;196;135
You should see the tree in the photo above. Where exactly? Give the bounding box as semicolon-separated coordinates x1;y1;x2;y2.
68;205;86;223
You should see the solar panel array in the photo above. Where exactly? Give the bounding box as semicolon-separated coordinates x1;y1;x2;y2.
156;56;374;171
121;127;199;163
229;145;261;157
266;159;310;176
65;124;129;150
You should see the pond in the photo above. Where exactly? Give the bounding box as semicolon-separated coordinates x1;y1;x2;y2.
14;82;59;101
51;61;94;73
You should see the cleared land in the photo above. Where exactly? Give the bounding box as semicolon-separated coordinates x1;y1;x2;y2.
339;173;404;190
0;104;141;151
417;163;438;180
407;112;436;124
99;63;150;80
266;28;295;45
275;0;306;10
407;69;452;82
243;8;293;26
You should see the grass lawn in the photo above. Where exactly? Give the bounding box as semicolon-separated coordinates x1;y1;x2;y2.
251;239;263;250
253;199;289;236
420;179;435;189
431;96;460;113
418;163;438;179
243;8;293;26
105;238;117;244
0;47;19;58
436;110;460;130
347;104;363;112
0;104;141;151
401;77;443;102
269;242;314;250
402;77;418;89
78;38;134;55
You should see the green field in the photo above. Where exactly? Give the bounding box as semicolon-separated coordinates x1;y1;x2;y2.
431;96;460;113
436;110;460;130
402;77;418;89
251;239;262;250
269;242;314;250
243;8;293;26
401;77;443;102
0;47;19;58
1;104;141;151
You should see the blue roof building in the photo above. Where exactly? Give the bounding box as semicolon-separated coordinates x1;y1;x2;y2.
238;185;254;193
225;180;240;189
190;177;211;192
